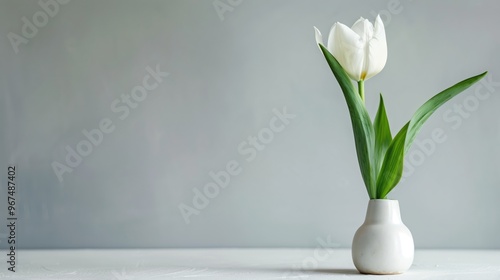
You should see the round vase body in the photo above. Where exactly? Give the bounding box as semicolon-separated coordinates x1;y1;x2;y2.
352;199;414;274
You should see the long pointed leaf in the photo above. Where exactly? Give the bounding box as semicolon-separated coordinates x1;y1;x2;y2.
374;94;392;174
376;72;487;198
376;122;408;199
405;72;487;153
319;44;376;198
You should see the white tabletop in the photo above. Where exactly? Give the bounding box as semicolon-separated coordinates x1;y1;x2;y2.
2;249;500;279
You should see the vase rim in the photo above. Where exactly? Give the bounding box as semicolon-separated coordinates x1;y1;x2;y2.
368;199;400;205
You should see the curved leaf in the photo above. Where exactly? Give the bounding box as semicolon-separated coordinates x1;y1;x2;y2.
376;72;487;198
376;122;408;199
405;72;487;153
319;44;376;198
374;94;392;174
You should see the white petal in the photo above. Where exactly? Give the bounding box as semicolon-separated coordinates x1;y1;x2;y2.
351;17;374;42
326;22;338;53
328;22;364;80
373;14;386;41
364;15;387;80
352;17;366;29
314;26;324;49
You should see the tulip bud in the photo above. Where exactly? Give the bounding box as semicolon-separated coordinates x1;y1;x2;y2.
315;15;387;81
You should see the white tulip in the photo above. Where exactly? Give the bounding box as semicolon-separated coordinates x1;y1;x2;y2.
314;15;387;81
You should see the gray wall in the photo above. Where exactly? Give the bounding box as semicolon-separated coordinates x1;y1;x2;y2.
0;0;499;249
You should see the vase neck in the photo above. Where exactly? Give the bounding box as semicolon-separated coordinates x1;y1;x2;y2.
364;199;402;224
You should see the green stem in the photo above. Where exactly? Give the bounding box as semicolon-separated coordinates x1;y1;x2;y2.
358;80;365;103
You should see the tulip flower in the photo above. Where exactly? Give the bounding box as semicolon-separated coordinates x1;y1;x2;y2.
314;15;387;82
313;15;487;199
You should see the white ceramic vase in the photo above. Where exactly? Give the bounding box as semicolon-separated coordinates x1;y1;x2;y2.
352;199;414;274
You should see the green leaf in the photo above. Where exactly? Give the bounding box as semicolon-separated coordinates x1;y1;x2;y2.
404;72;488;153
376;72;487;198
373;94;392;174
376;122;408;199
319;44;376;198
